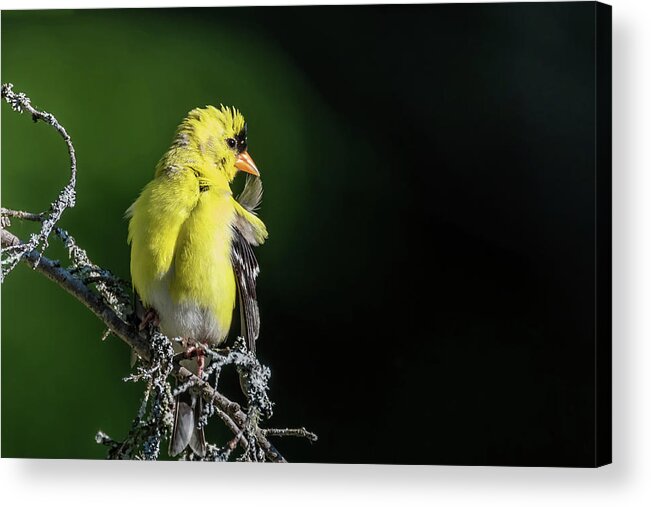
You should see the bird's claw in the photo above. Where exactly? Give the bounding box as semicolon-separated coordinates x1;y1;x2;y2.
184;344;207;379
138;308;160;331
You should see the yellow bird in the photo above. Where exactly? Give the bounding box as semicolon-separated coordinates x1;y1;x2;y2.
126;105;268;457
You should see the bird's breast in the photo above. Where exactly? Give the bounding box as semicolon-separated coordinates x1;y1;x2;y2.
157;190;237;344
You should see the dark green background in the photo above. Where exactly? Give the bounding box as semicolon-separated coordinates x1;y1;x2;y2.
2;4;608;465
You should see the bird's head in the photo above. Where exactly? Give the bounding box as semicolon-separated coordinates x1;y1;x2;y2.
172;105;260;184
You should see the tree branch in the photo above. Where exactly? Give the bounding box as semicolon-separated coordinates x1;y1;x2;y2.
176;366;287;463
1;228;151;359
1;207;43;222
1;83;77;280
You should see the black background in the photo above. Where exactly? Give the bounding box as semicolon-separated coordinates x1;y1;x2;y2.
201;2;609;466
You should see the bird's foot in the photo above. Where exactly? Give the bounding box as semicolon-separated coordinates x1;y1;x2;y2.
197;352;206;380
138;308;160;331
184;344;207;379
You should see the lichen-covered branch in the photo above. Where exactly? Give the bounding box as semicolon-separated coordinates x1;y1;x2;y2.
1;83;316;462
1;83;77;280
0;227;149;358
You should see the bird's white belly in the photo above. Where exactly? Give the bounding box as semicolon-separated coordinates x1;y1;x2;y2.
147;267;228;345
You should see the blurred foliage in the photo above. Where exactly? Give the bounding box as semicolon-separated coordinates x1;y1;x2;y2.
1;8;339;459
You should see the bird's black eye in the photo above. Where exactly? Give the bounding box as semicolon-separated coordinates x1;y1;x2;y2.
226;138;236;149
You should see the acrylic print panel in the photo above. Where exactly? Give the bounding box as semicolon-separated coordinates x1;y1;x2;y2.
1;2;611;466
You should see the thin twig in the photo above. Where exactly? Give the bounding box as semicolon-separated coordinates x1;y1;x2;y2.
1;83;77;279
263;427;318;442
1;207;44;222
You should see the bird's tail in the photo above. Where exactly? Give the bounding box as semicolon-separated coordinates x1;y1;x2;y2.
169;389;206;458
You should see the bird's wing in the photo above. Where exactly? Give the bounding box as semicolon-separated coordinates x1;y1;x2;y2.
231;175;267;354
231;227;261;354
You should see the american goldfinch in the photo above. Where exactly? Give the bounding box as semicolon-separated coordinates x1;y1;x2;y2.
126;105;268;457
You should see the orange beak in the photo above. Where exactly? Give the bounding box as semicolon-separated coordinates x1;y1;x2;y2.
235;150;260;176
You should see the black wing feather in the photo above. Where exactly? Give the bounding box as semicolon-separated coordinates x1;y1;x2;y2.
231;227;260;354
